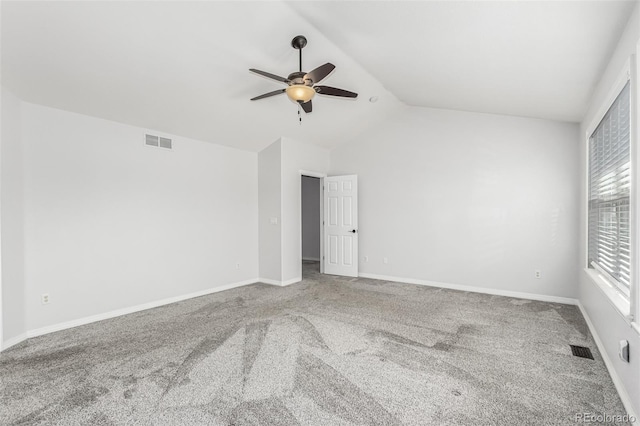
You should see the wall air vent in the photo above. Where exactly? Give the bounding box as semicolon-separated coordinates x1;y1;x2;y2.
159;137;172;149
145;134;159;147
145;134;172;150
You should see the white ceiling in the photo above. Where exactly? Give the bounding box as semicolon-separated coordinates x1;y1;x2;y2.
289;0;635;123
1;1;635;152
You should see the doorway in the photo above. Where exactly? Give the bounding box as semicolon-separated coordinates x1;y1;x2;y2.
301;175;322;278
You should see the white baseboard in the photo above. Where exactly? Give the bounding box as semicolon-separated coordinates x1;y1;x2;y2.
25;278;259;339
577;302;638;420
282;277;302;286
302;257;320;262
258;277;281;286
1;332;27;352
258;277;301;287
358;272;578;305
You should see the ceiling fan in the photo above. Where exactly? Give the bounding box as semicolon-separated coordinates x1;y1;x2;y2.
249;35;358;114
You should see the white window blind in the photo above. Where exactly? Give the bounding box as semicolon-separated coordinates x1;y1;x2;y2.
588;81;631;298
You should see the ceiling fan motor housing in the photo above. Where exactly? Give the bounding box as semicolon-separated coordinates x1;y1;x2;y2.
287;71;313;86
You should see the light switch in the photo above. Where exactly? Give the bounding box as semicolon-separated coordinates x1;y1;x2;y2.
270;217;278;225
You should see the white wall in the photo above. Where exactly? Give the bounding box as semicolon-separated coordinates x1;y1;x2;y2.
258;139;282;282
257;138;329;284
281;138;329;282
330;106;579;299
21;103;258;332
1;86;27;348
301;176;321;261
578;3;640;417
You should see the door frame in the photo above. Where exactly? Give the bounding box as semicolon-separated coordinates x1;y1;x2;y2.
299;170;326;274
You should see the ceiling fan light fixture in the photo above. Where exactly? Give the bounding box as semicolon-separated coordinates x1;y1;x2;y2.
286;85;315;103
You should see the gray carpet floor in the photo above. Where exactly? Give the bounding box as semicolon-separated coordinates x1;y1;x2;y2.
0;262;630;425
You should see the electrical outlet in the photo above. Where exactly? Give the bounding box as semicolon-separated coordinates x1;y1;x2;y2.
364;256;368;262
383;257;388;264
41;293;50;305
534;270;541;279
236;263;240;269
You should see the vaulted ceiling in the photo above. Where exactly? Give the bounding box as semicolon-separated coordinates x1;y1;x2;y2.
1;1;635;152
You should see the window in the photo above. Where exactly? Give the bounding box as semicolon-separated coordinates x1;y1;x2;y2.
588;81;631;299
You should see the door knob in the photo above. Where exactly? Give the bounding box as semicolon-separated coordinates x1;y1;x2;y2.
349;229;358;233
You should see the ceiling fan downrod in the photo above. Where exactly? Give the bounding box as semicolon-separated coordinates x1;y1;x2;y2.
291;35;307;73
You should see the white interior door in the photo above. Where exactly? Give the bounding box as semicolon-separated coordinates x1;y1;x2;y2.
323;175;358;277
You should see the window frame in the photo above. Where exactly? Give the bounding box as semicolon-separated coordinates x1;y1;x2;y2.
587;80;631;298
584;57;636;323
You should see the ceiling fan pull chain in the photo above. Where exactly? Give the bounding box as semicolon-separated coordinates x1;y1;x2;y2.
298;104;302;124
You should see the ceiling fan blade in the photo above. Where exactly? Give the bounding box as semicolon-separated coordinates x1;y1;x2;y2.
299;100;312;113
314;86;358;98
249;69;290;84
304;63;335;85
250;88;286;101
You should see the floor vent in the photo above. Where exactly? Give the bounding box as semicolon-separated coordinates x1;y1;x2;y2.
570;345;594;360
